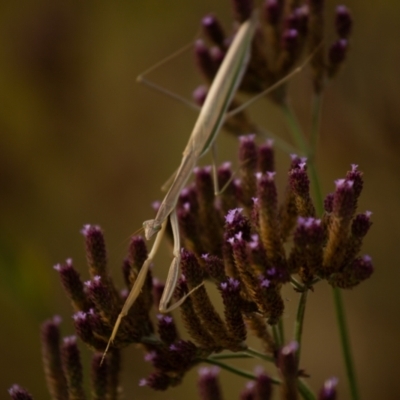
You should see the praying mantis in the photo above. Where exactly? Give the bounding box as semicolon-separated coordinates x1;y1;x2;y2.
102;10;259;357
104;8;313;358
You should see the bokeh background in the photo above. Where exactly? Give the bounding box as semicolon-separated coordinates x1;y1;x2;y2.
1;0;399;399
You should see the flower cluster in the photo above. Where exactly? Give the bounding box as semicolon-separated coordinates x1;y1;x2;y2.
194;0;353;137
9;1;370;399
10;135;372;399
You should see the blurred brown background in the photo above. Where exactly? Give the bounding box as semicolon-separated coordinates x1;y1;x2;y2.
0;0;399;399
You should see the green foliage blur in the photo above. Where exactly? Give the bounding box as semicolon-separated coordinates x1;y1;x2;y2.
1;1;399;399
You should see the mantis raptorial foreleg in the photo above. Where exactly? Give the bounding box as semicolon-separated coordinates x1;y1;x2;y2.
158;209;181;312
101;218;167;362
158;209;206;313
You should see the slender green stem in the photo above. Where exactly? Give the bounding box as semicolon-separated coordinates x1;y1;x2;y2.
272;324;282;348
290;276;306;292
282;101;324;215
310;94;323;158
201;358;256;380
281;101;309;155
298;379;316;400
140;335;163;346
294;289;308;366
209;352;252;361
307;161;324;215
202;358;283;385
245;347;275;363
332;287;359;400
278;317;285;345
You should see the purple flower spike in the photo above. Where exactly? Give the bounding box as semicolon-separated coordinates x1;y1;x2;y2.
202;14;226;47
8;385;34;400
329;39;348;66
282;29;299;52
264;0;284;25
254;367;273;399
198;366;223;400
81;225;108;277
194;39;217;81
335;5;352;38
142;371;171;391
318;377;338;400
54;259;91;312
193;85;208;106
157;314;178;345
231;0;254;22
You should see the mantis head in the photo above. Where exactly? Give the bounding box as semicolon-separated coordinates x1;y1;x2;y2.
143;219;162;240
